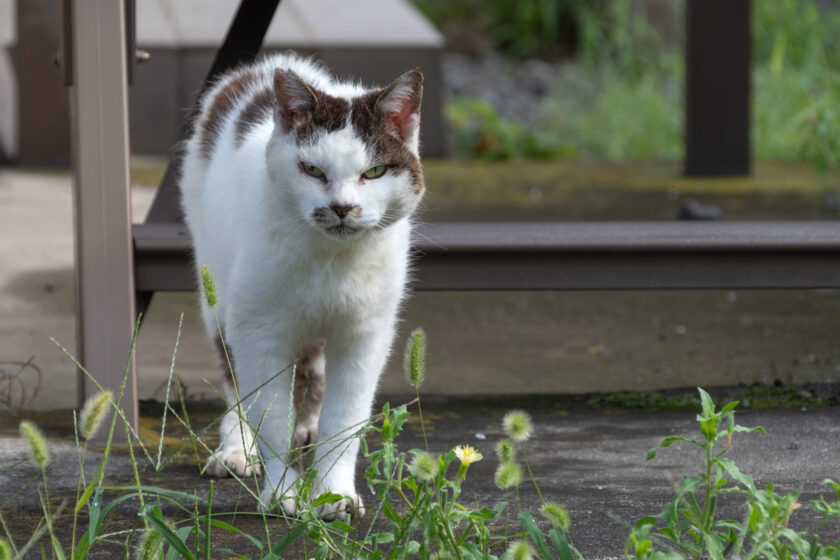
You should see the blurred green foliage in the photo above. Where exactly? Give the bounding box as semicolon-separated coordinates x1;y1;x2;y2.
427;0;840;170
445;97;577;161
752;0;840;170
412;0;584;58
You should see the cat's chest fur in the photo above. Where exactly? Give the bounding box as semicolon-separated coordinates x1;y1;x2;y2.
180;51;423;347
230;219;410;334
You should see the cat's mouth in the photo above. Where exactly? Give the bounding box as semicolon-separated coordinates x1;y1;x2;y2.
325;224;361;239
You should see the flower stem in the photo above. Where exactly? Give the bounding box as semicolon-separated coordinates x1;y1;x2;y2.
521;446;545;506
415;387;429;451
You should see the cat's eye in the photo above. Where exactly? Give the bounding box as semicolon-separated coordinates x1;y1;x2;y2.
361;165;388;180
301;162;325;179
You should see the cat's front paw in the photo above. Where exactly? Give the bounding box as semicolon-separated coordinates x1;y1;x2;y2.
315;491;365;521
259;482;299;516
205;448;262;478
291;422;319;471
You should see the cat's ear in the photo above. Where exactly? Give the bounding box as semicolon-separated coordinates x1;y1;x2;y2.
375;70;423;143
274;68;320;132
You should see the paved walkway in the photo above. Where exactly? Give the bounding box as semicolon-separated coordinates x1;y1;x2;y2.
1;163;839;556
1;395;839;558
4;163;840;412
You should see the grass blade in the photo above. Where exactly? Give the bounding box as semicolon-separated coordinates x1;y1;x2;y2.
519;511;551;558
268;523;307;556
139;507;195;560
549;528;574;560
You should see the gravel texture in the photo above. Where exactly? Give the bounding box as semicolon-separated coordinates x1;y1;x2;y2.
442;52;580;127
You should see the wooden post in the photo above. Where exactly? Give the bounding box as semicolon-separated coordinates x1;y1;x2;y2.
685;0;751;176
16;0;71;165
70;0;137;437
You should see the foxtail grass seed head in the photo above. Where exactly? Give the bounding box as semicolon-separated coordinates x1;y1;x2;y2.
541;501;570;530
502;410;533;442
200;264;218;308
495;439;516;462
504;540;534;560
79;390;112;440
403;327;426;389
494;461;522;489
409;450;439;482
0;538;10;560
19;420;49;469
134;527;164;560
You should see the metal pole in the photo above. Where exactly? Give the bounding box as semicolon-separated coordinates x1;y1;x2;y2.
685;0;751;176
70;0;137;438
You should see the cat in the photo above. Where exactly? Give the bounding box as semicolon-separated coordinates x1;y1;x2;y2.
179;51;424;520
204;338;326;478
291;339;327;474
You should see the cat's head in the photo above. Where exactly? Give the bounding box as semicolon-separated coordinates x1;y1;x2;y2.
266;68;424;241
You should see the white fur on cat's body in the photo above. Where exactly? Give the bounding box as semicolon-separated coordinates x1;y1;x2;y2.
180;52;421;517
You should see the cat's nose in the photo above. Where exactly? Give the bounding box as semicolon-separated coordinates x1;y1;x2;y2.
330;204;356;219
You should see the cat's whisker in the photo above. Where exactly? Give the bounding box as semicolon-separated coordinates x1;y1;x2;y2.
410;229;447;252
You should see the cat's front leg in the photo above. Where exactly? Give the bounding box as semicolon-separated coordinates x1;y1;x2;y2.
227;331;301;515
206;380;262;478
310;332;393;520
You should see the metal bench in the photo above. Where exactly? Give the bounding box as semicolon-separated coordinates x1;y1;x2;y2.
67;0;840;436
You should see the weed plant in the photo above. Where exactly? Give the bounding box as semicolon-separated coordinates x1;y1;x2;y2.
435;0;840;171
628;388;840;559
0;269;580;559
2;270;840;557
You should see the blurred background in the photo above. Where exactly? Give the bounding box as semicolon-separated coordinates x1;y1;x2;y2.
1;0;840;410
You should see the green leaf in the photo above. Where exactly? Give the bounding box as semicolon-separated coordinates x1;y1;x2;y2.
822;479;840;500
732;425;765;435
139;507;194;560
477;503;505;520
703;532;724;559
315;544;330;560
717;457;757;494
371;532;395;545
165;527;194;560
49;533;66;560
74;532;91;560
647;436;686;460
698;388;716;416
719;401;739;417
699;418;718;442
383;501;402;525
549;528;574;560
312;492;343;507
268;523;307;556
674;476;702;499
330;520;353;534
519;511;551;558
208;519;263;549
75;463;105;513
659;526;678;543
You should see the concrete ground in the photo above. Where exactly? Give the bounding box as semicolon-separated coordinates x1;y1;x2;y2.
3;160;840;411
1;395;839;558
1;160;839;557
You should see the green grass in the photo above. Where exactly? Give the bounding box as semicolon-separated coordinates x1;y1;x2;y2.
3;272;840;558
437;0;840;172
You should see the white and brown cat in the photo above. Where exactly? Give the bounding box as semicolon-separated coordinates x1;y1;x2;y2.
179;52;424;519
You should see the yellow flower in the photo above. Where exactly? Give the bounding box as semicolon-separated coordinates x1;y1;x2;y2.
454;445;483;466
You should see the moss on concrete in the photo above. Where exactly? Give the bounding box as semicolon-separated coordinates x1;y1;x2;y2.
421;159;840;221
587;383;839;411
